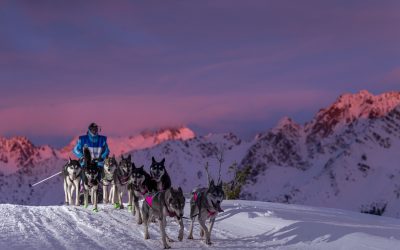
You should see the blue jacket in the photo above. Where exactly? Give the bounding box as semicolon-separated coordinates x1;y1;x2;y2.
73;132;110;167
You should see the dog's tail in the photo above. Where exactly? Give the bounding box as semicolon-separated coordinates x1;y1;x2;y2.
83;146;92;166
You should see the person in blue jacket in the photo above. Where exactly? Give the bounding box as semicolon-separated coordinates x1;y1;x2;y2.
73;122;110;168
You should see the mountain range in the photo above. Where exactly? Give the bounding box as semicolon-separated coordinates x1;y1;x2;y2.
1;90;400;218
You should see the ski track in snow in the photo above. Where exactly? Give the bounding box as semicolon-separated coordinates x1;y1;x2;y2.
1;200;400;250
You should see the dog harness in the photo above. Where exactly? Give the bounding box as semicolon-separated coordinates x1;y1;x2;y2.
133;184;149;195
102;172;115;186
86;179;98;188
192;191;218;218
145;192;176;217
118;170;130;185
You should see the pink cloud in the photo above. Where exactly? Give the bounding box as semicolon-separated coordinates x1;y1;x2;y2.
0;90;331;138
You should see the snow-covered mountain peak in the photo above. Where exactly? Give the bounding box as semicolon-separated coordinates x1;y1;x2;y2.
0;136;56;174
306;90;400;138
273;116;302;134
144;126;196;143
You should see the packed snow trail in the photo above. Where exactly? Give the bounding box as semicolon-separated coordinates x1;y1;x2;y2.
0;200;399;250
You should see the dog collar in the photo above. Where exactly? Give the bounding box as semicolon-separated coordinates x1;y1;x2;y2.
119;175;130;185
207;209;217;218
165;205;176;218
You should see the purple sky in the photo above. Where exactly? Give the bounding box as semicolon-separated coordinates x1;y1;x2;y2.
0;0;399;147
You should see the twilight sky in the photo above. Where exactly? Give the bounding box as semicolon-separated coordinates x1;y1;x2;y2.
0;0;399;147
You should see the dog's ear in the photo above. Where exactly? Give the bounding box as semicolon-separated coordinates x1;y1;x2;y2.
127;154;131;162
140;165;144;170
132;162;136;169
152;156;156;164
68;157;71;164
178;187;183;194
121;154;125;160
210;179;215;187
161;158;165;165
218;180;223;187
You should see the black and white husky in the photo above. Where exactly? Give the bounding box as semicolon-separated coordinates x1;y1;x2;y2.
115;154;133;209
142;187;185;249
150;157;171;191
128;164;157;224
188;180;225;245
63;158;82;206
101;155;118;204
82;147;101;212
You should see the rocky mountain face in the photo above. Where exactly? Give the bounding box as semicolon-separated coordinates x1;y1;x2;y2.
240;91;400;217
1;90;400;217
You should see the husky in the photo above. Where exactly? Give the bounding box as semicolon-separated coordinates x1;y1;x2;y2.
63;158;82;206
128;163;157;224
115;154;133;209
101;155;118;204
82;147;101;212
150;157;171;191
187;179;225;245
142;187;185;249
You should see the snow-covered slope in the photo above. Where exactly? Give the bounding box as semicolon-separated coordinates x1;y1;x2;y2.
130;132;251;193
240;91;400;217
1;201;399;250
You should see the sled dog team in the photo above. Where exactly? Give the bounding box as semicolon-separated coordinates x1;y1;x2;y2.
63;148;225;248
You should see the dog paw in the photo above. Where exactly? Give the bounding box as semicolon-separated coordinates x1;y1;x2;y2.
144;234;150;240
163;245;171;249
137;219;143;225
93;208;99;213
114;203;121;209
178;235;183;241
84;204;88;209
128;205;132;212
187;235;194;240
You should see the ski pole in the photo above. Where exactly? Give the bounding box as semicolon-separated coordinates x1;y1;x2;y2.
29;171;62;187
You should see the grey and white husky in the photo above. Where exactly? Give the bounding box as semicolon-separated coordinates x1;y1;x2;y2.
150;157;171;191
128;164;157;224
115;154;133;209
188;180;225;245
142;187;185;249
63;158;82;206
101;155;118;204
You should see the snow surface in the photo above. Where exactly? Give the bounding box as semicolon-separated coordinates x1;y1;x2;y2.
1;200;399;250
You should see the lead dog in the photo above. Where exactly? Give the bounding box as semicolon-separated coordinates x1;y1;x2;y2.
142;187;185;249
128;163;157;224
188;180;225;245
101;155;118;205
63;158;82;206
